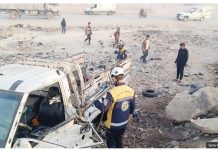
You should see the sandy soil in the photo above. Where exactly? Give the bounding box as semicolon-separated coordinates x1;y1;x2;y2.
1;3;218;148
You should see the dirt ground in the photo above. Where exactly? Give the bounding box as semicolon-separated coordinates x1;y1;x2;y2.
1;4;218;148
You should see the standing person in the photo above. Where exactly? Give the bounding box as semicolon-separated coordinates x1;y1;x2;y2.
113;27;120;48
117;41;127;61
84;22;92;45
61;18;66;34
141;35;150;63
175;43;189;82
139;8;144;18
93;67;135;148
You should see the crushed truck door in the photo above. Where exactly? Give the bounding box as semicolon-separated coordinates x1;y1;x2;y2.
13;118;103;148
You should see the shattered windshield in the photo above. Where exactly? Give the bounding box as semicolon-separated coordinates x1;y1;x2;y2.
0;90;23;148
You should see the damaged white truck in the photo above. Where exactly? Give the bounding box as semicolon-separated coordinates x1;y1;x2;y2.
0;52;132;148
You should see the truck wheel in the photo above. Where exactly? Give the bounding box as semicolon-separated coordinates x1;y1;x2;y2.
107;11;113;15
45;11;54;18
200;17;205;21
183;17;188;21
9;11;19;19
88;11;93;15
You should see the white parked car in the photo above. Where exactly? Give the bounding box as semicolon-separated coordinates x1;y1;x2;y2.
176;6;213;21
84;3;116;15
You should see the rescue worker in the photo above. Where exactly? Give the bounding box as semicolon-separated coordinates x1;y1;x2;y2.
61;18;66;34
175;43;189;82
113;27;120;48
117;41;127;61
84;22;92;45
141;35;150;63
93;67;135;148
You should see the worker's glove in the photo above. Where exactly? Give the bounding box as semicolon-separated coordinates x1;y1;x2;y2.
93;100;103;111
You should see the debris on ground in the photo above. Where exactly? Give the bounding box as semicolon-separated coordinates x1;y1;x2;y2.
0;19;218;147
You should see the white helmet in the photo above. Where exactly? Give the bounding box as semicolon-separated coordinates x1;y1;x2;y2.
111;67;125;77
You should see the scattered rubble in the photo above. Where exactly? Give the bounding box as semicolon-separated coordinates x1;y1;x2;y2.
1;22;218;148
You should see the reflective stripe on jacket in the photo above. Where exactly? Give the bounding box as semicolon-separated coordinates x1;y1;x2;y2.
105;85;135;129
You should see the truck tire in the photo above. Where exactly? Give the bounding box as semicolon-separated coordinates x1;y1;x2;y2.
88;11;93;15
9;10;19;19
45;11;54;18
142;89;158;98
107;11;113;15
183;16;188;21
200;17;205;21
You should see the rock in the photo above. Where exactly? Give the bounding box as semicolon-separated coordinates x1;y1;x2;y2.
18;41;24;44
191;118;218;133
36;27;43;31
150;58;162;61
166;87;218;122
89;68;94;71
167;141;180;148
97;65;106;69
13;24;24;28
199;72;204;76
37;42;43;46
210;138;218;143
166;91;199;122
194;87;218;109
184;73;190;77
193;136;200;141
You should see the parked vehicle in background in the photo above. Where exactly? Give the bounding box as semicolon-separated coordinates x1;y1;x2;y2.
176;5;213;21
84;4;116;15
0;4;59;19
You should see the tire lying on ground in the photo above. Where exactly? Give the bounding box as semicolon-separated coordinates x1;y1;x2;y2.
142;89;158;98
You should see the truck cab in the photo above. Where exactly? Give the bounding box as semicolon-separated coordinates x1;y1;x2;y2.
0;4;59;19
0;64;103;148
176;6;213;21
84;3;116;15
0;53;132;148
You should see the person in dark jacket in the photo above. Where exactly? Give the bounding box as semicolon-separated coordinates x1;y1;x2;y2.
61;18;66;34
93;67;135;148
84;22;92;45
175;43;189;81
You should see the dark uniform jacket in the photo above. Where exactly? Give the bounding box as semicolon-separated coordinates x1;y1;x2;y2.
94;82;135;129
175;48;189;66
